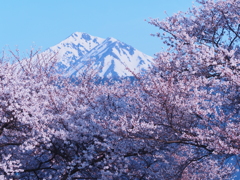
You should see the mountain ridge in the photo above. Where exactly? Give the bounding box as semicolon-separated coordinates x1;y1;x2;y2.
42;32;153;79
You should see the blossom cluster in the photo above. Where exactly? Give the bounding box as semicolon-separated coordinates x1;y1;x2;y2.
0;0;239;179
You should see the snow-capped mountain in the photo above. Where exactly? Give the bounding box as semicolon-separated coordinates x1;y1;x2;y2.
44;32;153;79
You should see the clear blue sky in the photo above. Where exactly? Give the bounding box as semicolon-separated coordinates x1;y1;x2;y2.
0;0;195;57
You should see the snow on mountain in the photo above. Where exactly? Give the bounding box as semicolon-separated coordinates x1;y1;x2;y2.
44;32;153;79
47;32;105;72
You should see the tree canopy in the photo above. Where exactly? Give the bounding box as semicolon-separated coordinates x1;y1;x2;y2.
0;0;239;179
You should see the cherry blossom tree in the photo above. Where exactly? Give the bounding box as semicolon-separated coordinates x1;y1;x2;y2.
0;0;239;179
95;0;240;179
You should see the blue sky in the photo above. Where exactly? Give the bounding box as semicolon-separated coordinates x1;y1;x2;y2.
0;0;194;57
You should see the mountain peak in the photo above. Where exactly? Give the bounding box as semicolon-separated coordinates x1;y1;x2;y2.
106;37;118;42
71;32;93;41
43;32;153;79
